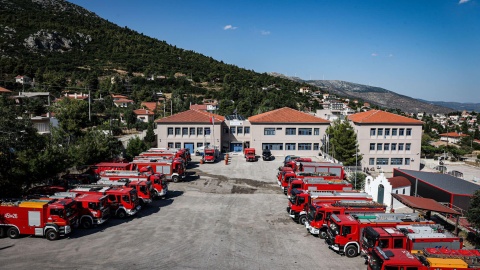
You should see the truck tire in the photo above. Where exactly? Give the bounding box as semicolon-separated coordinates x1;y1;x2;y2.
298;215;307;225
345;245;358;258
0;227;5;238
81;218;93;229
117;210;127;219
319;230;327;239
172;175;179;183
46;229;59;241
152;190;159;199
7;227;20;239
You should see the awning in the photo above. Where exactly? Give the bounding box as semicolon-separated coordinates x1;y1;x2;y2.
391;194;461;216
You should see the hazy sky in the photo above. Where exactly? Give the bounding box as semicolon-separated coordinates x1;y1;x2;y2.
69;0;480;103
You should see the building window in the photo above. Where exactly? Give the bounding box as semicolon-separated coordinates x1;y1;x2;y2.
197;143;203;148
314;128;320;135
370;143;375;151
298;128;312;135
369;158;375;165
399;128;405;136
377;143;382;151
286;143;296;150
245;127;250;134
182;128;188;135
384;128;390;136
167;127;173;135
264;128;275;135
403;188;406;194
398;143;404;151
174;128;181;135
377;128;383;136
392;128;398;136
406;143;411;151
237;127;243;134
223;127;229;134
396;190;398;194
175;142;181;148
391;158;403;165
197;127;203;136
376;158;389;165
370;128;376;136
391;143;397;151
405;158;411;165
298;143;312;150
384;143;390;151
205;128;211;135
313;143;319;150
285;128;296;135
230;127;236;134
189;128;195;135
168;142;174;148
406;128;412;136
262;143;283;150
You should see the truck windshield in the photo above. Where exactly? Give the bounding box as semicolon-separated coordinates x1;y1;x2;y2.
88;202;100;210
291;183;301;189
99;198;107;209
330;222;340;236
307;205;316;221
368;251;384;270
65;206;75;218
362;228;378;248
130;190;138;202
139;185;147;194
122;195;130;203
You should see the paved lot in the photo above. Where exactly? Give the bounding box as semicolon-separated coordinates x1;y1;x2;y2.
0;154;366;270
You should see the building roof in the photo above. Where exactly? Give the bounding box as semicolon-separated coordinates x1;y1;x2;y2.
348;110;423;125
141;102;157;112
133;109;154;116
189;104;208;110
155;109;225;124
112;94;128;99
113;98;134;103
248;107;329;124
395;169;480;196
0;87;12;93
439;132;468;138
391;194;461;215
388;176;411;188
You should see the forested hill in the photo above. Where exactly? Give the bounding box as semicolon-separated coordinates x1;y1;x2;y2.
0;0;315;116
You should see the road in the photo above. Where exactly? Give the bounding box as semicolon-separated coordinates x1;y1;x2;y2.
0;154;366;270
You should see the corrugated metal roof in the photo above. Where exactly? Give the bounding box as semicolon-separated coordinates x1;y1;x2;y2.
395;169;480;196
391;194;461;215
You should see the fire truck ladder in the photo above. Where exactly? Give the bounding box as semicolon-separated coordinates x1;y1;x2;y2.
332;200;385;208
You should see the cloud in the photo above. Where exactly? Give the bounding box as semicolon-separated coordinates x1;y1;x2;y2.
371;53;378;57
459;0;470;4
260;30;271;35
223;25;238;30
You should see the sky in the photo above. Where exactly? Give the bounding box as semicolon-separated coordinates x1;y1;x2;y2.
68;0;480;103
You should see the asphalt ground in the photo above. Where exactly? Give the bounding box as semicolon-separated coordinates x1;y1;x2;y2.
0;154;366;270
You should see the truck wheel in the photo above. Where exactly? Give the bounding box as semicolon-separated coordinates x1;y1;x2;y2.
345;245;358;258
117;210;127;219
0;227;5;238
46;229;59;241
7;227;19;239
172;176;179;183
319;231;327;239
81;218;93;229
298;215;307;225
152;190;159;199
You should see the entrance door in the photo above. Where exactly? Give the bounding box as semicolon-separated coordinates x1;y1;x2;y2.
230;143;243;152
184;143;194;154
377;184;385;204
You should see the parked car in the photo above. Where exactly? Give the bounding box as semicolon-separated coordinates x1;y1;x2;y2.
262;149;273;161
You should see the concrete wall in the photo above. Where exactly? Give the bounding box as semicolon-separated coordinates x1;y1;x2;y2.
364;173;411;211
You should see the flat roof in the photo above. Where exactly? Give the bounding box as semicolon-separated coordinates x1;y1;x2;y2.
391;194;461;215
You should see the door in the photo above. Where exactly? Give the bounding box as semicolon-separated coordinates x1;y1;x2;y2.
184;143;194;154
377;184;385;204
230;143;243;152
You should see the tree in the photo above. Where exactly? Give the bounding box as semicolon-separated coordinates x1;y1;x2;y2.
54;98;90;135
350;172;366;191
125;136;148;161
325;119;361;166
144;122;156;147
466;190;480;243
69;129;122;167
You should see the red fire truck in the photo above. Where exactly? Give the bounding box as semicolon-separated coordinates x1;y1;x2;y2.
89;162;136;176
100;169;168;199
0;198;78;240
304;200;386;238
288;190;373;225
287;177;353;198
277;166;294;186
69;186;140;218
131;158;185;182
96;179;153;206
203;148;217;163
325;213;435;258
283;157;314;170
244;148;257;162
51;192;110;229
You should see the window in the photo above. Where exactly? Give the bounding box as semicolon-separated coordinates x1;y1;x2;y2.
370;143;375;151
298;128;312;135
377;143;383;151
376;158;389;165
182;128;188;135
264;128;275;135
189;128;195;135
168;142;174;148
406;143;411;151
197;143;203;148
391;143;397;151
197;127;203;136
314;128;320;135
403;188;406;194
298;143;312;150
370;128;376;136
384;128;390;136
391;158;403;165
230;127;236;134
398;143;404;151
262;143;283;150
175;128;181;135
405;158;410;165
384;143;390;151
399;128;405;136
205;128;211;135
286;143;296;150
377;128;383;136
276;127;282;130
392;128;398;136
223;127;229;134
245;127;250;134
393;239;404;248
369;158;375;165
313;143;319;150
235;127;241;134
167;127;173;135
406;128;412;136
175;142;181;148
285;128;296;135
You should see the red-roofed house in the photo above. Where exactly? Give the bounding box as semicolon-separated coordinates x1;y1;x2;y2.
134;109;154;123
348;110;424;172
364;173;412;211
141;102;158;112
439;132;468;144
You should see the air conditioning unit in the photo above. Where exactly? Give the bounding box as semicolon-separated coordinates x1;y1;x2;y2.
411;158;415;162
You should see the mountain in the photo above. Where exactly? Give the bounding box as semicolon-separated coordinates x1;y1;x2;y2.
416;100;480;113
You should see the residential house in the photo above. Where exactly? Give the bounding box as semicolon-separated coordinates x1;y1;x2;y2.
439;132;468;144
112;94;134;108
15;75;31;85
133;109;154;123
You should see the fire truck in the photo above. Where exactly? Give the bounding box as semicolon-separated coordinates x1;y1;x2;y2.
100;169;168;199
244;148;257;162
51;192;110;229
361;224;463;262
277;167;295;191
325;213;435;258
89;162;135;176
145;148;191;164
288;190;373;225
203;148;217;163
286;177;353;198
304;200;386;238
283;158;314;170
367;247;480;270
69;186;140;218
0;198;78;240
96;179;153;206
131;158;185;183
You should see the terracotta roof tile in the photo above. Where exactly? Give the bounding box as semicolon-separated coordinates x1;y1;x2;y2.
190;104;208;110
0;87;12;93
348;110;423;125
248;107;329;124
155;109;225;123
439;132;468;137
387;176;411;188
141;102;157;111
134;109;154;116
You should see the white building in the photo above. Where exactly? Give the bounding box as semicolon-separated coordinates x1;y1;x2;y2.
364;173;412;211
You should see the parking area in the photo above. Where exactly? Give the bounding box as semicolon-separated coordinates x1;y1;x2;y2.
0;154;366;270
